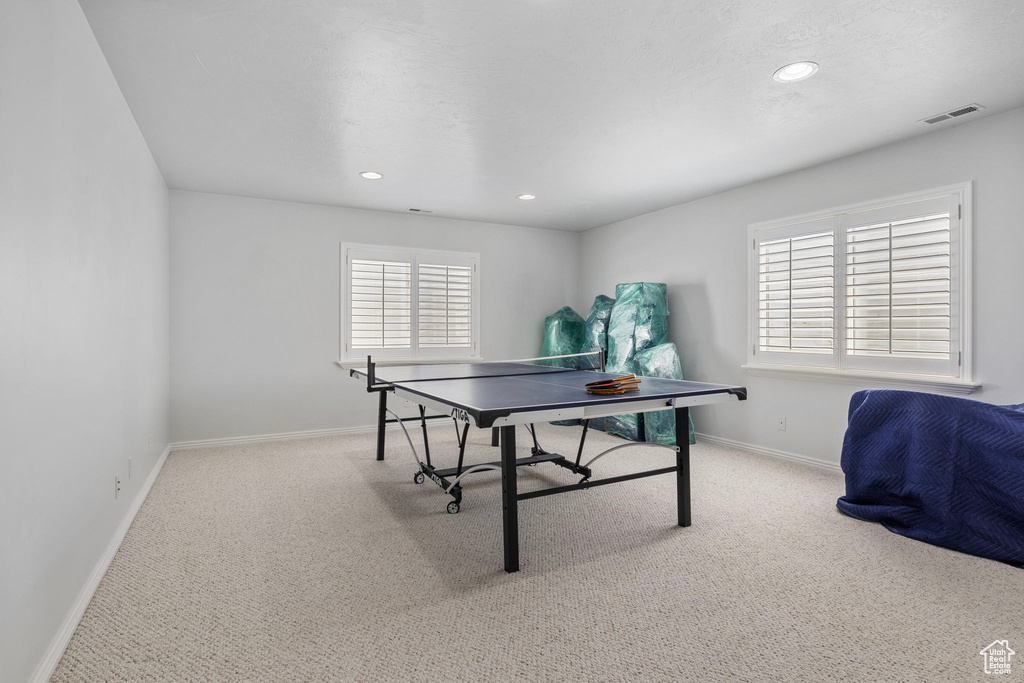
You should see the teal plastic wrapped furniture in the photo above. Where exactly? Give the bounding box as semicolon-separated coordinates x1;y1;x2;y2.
539;306;585;425
605;282;669;373
539;306;585;360
605;283;669;441
581;294;616;356
581;295;616;430
635;343;695;445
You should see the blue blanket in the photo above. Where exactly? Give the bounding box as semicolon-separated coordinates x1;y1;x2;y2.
836;389;1024;564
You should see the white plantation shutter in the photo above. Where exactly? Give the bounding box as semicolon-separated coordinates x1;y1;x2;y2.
418;263;473;348
344;246;478;358
350;258;412;350
749;185;968;381
758;231;835;356
846;213;951;360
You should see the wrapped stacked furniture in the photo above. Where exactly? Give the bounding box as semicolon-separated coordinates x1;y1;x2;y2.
634;342;695;445
580;295;616;430
539;285;697;444
605;283;677;441
539;306;586;425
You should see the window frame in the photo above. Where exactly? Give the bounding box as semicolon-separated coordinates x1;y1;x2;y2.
340;243;481;362
746;182;974;389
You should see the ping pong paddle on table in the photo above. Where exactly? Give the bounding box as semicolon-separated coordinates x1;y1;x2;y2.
585;374;641;395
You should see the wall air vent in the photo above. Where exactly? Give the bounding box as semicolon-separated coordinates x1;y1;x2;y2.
408;208;433;213
920;103;984;125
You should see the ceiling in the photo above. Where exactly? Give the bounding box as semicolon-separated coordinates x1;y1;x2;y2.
79;0;1024;231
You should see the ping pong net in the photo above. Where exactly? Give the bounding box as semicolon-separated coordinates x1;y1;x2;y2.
361;351;605;389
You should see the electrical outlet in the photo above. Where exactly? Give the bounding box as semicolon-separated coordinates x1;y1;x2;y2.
115;475;121;499
777;417;787;431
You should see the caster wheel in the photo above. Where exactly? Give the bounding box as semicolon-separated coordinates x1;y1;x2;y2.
413;472;425;484
447;501;461;514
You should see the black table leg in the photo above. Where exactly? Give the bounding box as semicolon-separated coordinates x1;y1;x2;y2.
418;405;432;468
676;406;691;527
376;391;387;461
491;426;500;447
500;425;519;572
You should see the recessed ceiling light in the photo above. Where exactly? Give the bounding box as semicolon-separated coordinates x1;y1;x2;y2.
360;171;383;180
517;194;536;201
773;61;818;83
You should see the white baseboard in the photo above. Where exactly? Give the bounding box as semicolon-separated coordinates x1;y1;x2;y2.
29;444;171;683
695;432;843;473
170;424;381;450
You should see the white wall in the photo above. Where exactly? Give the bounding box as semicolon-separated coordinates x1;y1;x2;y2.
582;107;1024;466
169;191;580;441
0;1;170;681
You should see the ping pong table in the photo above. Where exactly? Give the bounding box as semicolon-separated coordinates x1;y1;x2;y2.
349;354;746;572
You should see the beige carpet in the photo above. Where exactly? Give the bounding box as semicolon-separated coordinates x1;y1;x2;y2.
51;424;1020;682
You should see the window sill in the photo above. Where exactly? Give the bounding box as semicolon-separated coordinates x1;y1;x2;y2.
741;364;980;395
335;356;482;371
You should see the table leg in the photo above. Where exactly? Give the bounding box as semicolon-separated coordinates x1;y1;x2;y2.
676;406;691;527
491;426;500;447
376;391;387;461
500;425;519;572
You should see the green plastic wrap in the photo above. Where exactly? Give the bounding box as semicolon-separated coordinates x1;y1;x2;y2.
603;408;643;441
604;283;670;441
580;295;615;431
539;306;585;361
581;295;616;356
605;282;669;373
539;306;585;426
634;343;695;445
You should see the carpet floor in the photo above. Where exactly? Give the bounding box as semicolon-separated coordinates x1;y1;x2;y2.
51;423;1021;682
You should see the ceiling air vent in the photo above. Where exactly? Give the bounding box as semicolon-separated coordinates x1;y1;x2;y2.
920;103;984;125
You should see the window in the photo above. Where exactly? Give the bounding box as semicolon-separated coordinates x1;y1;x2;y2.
417;262;473;349
747;184;972;385
342;245;479;359
349;257;412;350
